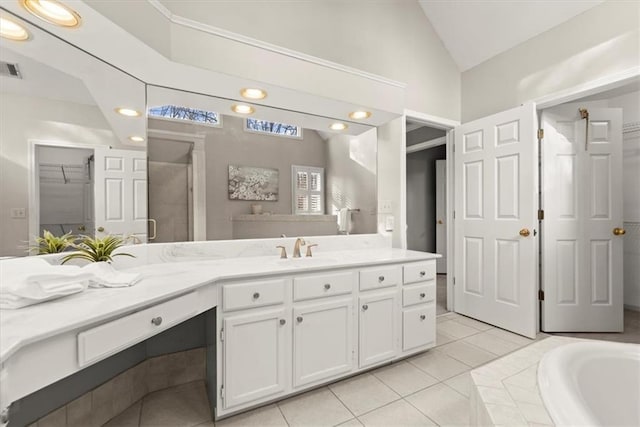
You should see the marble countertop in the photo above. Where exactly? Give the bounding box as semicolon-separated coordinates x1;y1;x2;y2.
0;248;438;364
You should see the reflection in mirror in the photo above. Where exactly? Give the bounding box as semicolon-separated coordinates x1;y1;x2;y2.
0;12;147;257
146;85;378;242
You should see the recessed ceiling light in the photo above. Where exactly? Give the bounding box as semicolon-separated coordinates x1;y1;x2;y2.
0;17;30;41
115;107;141;117
21;0;81;28
330;123;348;131
240;88;267;100
348;111;371;120
231;104;255;115
129;136;145;143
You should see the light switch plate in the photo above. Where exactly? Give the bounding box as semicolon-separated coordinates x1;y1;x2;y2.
379;200;392;214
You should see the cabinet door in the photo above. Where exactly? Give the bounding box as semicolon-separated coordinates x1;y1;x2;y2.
359;290;398;368
402;305;435;352
293;298;354;387
223;307;289;409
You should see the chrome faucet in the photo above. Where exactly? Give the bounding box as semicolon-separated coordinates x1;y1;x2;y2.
293;237;306;258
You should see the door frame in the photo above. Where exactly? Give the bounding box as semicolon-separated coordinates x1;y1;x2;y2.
404;110;459;312
28;139;99;248
147;129;207;241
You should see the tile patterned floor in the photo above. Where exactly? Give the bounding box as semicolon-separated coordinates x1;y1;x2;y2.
103;310;640;426
103;312;548;427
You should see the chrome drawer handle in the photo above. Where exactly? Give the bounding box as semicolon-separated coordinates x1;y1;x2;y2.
420;293;426;298
324;283;331;290
362;304;368;311
420;315;426;320
378;276;385;282
253;292;260;299
151;316;163;326
419;271;426;277
297;316;303;323
280;319;286;325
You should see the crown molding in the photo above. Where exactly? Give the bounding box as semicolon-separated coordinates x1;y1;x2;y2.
146;0;406;89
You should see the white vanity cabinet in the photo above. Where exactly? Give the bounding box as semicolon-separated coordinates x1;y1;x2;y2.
216;259;437;419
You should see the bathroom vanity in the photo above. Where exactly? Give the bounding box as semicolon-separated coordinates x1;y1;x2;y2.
0;237;438;423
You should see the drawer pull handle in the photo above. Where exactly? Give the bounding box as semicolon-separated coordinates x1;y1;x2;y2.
378;276;385;282
420;315;426;320
297;316;304;323
280;319;286;325
362;304;369;311
151;316;163;326
419;271;426;277
420;293;426;298
324;283;331;290
253;292;260;299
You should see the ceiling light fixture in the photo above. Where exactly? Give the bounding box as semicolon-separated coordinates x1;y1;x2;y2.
129;136;145;143
348;111;372;120
115;107;141;117
240;88;267;100
231;104;255;115
330;123;348;131
21;0;81;28
0;17;30;41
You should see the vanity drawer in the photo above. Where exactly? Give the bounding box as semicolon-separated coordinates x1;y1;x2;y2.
403;282;435;307
78;291;198;367
223;279;286;312
359;265;401;291
403;261;436;285
293;272;354;301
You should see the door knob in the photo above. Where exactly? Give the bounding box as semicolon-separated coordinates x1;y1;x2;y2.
519;228;530;237
97;226;105;232
613;227;626;236
437;220;443;224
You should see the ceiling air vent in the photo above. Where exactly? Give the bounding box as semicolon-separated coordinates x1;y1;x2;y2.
0;61;22;79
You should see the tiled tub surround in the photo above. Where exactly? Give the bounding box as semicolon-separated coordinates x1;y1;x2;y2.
469;336;579;426
27;348;207;427
0;234;443;425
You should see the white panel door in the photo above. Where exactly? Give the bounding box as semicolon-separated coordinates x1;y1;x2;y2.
541;106;623;332
94;148;147;241
454;102;538;338
436;160;447;273
293;298;353;388
359;290;398;367
223;307;289;409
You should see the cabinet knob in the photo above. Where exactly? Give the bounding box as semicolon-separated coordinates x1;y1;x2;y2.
419;271;426;277
297;316;304;323
253;292;260;299
151;316;163;326
420;293;426;298
280;319;286;325
362;304;369;311
378;276;385;282
420;315;426;320
324;283;331;290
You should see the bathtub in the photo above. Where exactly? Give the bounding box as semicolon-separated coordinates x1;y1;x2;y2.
538;340;640;427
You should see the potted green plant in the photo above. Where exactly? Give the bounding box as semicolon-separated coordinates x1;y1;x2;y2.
61;234;135;264
30;230;76;255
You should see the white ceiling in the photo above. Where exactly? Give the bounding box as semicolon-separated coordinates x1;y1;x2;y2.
419;0;605;72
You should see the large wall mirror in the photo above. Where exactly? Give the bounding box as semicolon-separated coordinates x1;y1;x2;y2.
0;9;379;256
146;86;378;243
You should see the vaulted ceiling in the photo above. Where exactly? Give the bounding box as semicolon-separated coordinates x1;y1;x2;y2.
418;0;605;71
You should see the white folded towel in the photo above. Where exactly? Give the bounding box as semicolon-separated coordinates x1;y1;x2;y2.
338;208;351;234
0;258;141;309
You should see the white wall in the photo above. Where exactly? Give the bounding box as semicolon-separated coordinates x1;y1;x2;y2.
325;129;378;235
0;93;121;256
462;1;640;121
377;118;406;248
